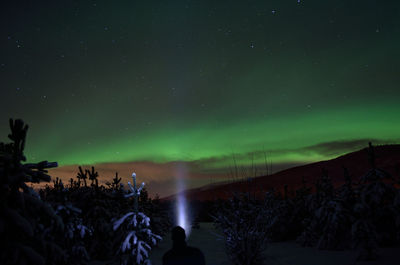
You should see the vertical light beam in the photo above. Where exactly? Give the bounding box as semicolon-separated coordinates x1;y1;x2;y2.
175;163;191;237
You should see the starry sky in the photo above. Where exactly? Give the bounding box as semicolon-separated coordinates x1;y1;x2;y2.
1;0;399;197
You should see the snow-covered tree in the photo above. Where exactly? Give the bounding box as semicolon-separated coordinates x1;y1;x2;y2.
55;203;92;263
393;189;400;242
213;192;270;265
0;119;64;264
354;143;397;250
351;202;378;260
297;169;353;249
113;173;161;265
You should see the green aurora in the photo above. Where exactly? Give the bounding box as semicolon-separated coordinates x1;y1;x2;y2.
1;0;399;194
22;101;400;168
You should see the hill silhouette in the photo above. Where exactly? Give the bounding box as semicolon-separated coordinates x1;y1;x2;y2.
163;144;400;201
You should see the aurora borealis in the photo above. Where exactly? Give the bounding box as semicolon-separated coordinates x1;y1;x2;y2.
1;0;399;197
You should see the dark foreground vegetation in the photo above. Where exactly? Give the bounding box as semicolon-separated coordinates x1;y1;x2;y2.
0;119;170;265
211;142;400;264
1;119;399;265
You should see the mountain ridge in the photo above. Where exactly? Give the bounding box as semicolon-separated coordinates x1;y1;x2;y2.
162;144;400;201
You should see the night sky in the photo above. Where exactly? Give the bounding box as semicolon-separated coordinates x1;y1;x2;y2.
1;0;399;197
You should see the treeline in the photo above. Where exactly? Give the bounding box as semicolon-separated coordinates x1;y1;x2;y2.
2;118;400;265
212;142;400;264
0;119;171;265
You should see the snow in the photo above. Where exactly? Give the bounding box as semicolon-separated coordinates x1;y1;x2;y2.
113;173;162;264
136;241;149;264
113;212;134;231
113;210;162;264
149;222;400;265
122;231;136;252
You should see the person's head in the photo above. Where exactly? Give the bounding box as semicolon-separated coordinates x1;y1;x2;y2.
171;226;186;243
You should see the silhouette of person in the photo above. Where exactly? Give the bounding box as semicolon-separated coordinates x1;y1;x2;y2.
162;226;205;265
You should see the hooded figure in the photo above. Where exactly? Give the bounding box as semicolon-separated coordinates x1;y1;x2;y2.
162;226;205;265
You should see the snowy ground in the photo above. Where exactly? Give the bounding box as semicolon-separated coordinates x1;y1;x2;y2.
149;223;399;265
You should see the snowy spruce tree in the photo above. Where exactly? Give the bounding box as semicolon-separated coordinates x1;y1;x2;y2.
265;185;307;242
0;119;64;264
54;202;93;264
113;172;161;265
297;169;335;247
351;142;397;260
297;169;353;249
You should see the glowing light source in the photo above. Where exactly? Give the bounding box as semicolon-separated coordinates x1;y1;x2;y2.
175;163;191;237
177;192;190;236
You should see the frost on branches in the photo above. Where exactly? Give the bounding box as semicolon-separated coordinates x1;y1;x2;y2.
213;193;270;265
113;173;162;265
55;203;92;262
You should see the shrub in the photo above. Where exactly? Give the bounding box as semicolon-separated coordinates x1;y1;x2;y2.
213;193;270;265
